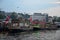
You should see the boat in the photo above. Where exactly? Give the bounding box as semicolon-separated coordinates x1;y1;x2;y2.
7;23;33;33
32;23;58;30
6;18;33;33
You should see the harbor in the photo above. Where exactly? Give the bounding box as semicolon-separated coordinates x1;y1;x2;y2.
0;0;60;40
0;16;58;33
0;22;58;33
0;12;59;33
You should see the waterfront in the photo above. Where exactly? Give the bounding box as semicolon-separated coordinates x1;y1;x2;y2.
0;30;60;40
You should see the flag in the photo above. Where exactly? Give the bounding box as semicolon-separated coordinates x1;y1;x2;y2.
5;16;10;24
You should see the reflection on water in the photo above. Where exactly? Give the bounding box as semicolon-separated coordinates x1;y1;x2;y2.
0;30;60;40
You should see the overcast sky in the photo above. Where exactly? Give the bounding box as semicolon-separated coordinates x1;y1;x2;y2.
0;0;60;16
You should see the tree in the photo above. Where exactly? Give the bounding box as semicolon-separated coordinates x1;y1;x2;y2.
57;17;60;22
10;12;18;19
18;13;24;18
0;14;6;19
24;14;30;19
0;11;6;19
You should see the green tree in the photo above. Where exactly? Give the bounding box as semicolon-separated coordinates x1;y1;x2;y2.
0;14;6;19
57;17;60;22
0;11;6;19
10;12;18;19
24;14;30;19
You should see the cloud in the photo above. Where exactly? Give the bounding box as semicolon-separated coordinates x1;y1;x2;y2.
40;6;60;16
20;6;60;16
21;0;58;6
50;2;60;4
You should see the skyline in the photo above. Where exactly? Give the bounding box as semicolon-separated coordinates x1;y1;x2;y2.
0;0;60;16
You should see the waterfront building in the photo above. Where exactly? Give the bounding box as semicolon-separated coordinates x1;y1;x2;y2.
30;13;48;24
48;16;53;23
43;13;48;22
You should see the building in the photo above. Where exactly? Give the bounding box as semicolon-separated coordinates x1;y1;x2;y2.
43;13;48;22
30;13;48;24
5;12;12;16
48;16;53;23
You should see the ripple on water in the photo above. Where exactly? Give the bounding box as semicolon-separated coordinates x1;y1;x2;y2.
0;30;60;40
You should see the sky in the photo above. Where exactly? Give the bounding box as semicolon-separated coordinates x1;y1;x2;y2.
0;0;60;16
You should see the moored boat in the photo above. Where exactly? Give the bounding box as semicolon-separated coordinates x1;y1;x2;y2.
33;24;57;30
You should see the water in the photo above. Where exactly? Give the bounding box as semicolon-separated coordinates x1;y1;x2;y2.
0;30;60;40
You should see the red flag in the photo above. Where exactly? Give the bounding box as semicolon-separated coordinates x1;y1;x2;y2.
5;16;10;21
5;16;10;24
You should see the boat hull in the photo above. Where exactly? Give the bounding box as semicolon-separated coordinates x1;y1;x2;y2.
33;27;57;30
